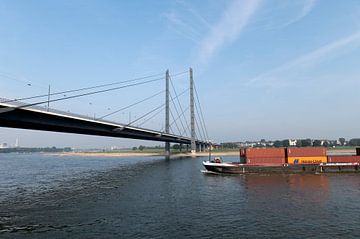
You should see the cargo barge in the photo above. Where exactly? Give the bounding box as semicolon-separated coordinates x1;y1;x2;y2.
203;147;360;174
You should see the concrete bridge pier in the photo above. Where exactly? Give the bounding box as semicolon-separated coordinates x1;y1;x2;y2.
197;143;203;153
165;142;170;157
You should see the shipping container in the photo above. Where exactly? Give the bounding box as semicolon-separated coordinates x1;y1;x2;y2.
245;148;285;158
356;148;360;156
287;156;327;164
286;147;326;157
327;155;360;163
240;148;246;157
246;157;285;165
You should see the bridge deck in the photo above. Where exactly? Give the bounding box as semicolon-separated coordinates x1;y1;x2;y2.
0;98;208;145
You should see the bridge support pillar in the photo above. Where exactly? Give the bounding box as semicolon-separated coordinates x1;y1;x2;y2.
165;142;170;157
165;69;170;157
190;68;196;154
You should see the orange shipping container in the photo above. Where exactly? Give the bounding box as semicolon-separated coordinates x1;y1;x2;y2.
287;156;327;164
286;147;326;157
245;148;285;158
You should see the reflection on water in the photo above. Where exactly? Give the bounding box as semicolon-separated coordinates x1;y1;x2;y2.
1;155;360;238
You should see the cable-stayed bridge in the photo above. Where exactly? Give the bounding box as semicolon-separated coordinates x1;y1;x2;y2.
0;68;211;155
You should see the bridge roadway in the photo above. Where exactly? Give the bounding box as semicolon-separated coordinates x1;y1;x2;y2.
0;99;209;147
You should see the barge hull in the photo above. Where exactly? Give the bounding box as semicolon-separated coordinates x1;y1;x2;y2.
203;162;360;174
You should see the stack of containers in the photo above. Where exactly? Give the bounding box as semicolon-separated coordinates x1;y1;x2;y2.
245;148;286;165
327;148;360;163
240;148;246;157
286;147;327;164
240;148;246;164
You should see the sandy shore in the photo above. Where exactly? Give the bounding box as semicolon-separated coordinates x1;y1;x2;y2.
51;151;240;158
51;148;356;158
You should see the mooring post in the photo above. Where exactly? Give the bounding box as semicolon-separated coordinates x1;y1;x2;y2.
165;69;170;157
190;67;196;154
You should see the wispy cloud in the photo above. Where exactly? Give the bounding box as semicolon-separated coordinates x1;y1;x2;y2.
163;1;213;44
258;0;317;31
280;0;317;28
301;0;317;17
196;0;261;65
163;10;202;43
175;0;211;29
248;30;360;86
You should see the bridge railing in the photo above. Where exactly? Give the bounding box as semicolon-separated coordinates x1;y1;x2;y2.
0;97;196;140
0;97;105;122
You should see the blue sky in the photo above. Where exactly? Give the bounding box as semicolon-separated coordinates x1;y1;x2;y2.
1;0;360;147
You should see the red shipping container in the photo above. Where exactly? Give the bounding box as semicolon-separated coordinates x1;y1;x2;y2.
286;147;326;157
327;155;360;163
246;157;286;165
240;148;246;157
245;148;285;158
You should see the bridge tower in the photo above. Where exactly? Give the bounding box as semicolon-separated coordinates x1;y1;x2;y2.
190;67;196;154
165;69;170;156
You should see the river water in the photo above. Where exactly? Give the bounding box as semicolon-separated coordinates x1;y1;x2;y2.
1;153;360;238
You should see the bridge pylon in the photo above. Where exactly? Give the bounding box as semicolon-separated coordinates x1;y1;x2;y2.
190;67;196;154
165;69;170;156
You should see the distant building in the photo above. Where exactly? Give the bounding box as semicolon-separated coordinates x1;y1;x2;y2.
0;143;8;149
289;139;297;146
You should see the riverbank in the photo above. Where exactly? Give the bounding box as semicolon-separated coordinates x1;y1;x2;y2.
52;148;356;158
52;151;241;158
